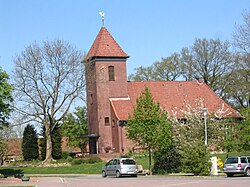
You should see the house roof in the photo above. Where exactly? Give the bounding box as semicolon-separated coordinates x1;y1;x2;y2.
6;139;22;156
85;27;128;61
111;81;241;120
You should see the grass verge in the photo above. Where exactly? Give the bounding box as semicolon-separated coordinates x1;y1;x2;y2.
0;155;149;176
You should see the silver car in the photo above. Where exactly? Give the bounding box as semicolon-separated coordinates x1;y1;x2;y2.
223;156;250;177
102;158;138;178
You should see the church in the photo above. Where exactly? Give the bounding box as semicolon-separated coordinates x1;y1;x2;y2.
85;26;241;154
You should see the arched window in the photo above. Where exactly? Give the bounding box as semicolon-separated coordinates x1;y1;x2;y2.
108;66;115;81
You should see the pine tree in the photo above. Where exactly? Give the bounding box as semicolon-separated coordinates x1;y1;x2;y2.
22;124;39;161
126;87;172;175
52;125;62;159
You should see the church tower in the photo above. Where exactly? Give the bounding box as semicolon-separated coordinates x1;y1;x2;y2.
85;26;129;154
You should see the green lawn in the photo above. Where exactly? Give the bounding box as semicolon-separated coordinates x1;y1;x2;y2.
0;156;150;176
0;162;104;176
1;152;249;176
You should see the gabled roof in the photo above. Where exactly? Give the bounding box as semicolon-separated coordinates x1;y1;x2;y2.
110;98;133;120
111;81;241;120
86;27;128;61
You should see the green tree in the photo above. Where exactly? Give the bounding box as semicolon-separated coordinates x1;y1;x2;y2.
0;67;13;127
233;10;250;56
223;65;250;109
172;99;230;175
13;40;85;163
128;53;181;81
174;119;212;176
230;10;250;108
180;141;211;176
22;124;39;161
153;143;181;174
129;38;233;97
40;124;62;160
126;87;172;174
180;38;233;96
151;53;182;81
52;125;62;160
128;66;154;81
240;107;250;150
62;106;88;154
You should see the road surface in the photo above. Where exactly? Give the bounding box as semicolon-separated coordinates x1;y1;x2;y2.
0;175;250;187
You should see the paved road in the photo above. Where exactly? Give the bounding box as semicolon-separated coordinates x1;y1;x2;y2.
1;175;250;187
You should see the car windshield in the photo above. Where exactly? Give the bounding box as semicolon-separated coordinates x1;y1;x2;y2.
122;159;135;165
225;158;238;164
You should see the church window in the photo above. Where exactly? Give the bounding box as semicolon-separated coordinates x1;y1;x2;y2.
105;117;110;126
108;66;115;81
90;93;93;105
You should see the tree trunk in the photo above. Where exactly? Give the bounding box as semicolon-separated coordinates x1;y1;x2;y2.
43;124;53;163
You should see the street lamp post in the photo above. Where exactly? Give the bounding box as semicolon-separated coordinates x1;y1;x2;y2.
203;108;208;145
118;120;127;153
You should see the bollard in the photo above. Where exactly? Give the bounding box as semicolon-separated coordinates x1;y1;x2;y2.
210;156;218;175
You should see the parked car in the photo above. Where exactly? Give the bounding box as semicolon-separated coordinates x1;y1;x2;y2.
102;158;137;178
223;156;250;177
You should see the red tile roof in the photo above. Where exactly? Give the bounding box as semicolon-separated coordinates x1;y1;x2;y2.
110;98;134;120
6;139;22;156
111;81;241;120
86;27;128;60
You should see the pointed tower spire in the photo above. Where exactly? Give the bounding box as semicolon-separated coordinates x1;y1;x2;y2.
85;27;129;61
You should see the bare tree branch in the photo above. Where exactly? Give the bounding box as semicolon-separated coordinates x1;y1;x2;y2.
12;39;85;162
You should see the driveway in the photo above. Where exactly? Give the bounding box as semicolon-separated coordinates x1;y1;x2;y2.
1;175;250;187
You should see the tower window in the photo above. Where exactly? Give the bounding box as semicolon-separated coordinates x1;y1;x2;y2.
90;93;93;105
108;66;115;81
105;117;110;126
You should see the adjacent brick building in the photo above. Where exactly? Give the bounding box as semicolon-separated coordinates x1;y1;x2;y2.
85;26;241;154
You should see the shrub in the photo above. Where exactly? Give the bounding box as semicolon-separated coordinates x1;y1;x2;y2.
67;157;73;162
179;141;211;176
121;152;133;158
153;144;181;174
70;157;102;165
71;159;83;165
62;151;69;159
85;157;102;164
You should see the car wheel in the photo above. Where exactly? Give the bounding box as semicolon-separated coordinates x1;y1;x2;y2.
102;170;107;177
245;168;250;177
116;171;121;178
227;173;234;177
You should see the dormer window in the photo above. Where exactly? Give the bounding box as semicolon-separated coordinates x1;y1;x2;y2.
108;66;115;81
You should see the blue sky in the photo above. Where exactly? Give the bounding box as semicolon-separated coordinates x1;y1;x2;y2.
0;0;249;76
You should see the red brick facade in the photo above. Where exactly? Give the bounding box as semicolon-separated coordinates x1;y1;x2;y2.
85;26;241;154
86;27;129;154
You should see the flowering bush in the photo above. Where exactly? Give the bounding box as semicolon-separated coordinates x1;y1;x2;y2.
0;173;5;178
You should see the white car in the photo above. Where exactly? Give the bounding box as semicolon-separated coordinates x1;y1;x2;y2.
223;156;250;177
102;158;138;178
